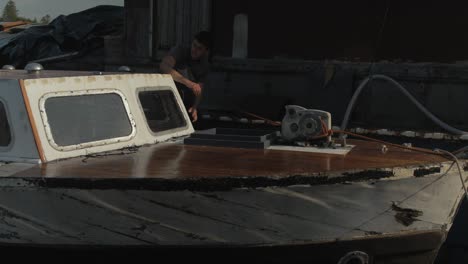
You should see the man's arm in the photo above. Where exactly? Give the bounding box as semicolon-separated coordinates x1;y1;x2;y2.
160;55;202;97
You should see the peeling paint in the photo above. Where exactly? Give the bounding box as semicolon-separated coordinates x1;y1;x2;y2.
424;133;445;140
219;116;233;122
401;131;417;138
392;202;423;226
0;231;20;240
21;169;400;192
349;127;468;141
413;167;441;177
376;129;397;136
365;230;383;236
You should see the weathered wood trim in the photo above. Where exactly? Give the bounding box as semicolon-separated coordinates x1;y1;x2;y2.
19;80;46;163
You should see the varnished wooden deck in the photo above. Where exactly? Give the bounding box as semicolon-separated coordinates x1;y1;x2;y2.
13;139;444;179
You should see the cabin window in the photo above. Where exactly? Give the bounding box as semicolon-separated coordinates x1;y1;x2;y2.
0;101;11;147
44;93;133;147
139;90;187;133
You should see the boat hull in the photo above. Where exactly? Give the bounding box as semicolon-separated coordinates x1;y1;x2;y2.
0;170;463;263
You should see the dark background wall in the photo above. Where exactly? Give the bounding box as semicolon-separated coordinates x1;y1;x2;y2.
213;1;468;62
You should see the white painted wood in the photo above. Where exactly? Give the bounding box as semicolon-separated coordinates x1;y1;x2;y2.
23;73;194;163
38;89;137;152
0;79;40;163
268;144;354;155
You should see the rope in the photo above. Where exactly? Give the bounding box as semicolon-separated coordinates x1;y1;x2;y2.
435;149;468;202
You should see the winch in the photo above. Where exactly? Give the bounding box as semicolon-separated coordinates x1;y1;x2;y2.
281;105;332;144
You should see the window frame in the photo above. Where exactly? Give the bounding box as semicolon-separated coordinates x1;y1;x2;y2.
39;89;137;152
136;86;190;137
0;97;13;151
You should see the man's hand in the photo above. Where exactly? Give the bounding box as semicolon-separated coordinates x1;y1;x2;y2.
188;107;198;123
189;82;203;97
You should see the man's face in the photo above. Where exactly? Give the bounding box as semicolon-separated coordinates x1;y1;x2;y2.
191;39;208;60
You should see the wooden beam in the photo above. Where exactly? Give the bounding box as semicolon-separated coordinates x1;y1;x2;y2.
124;0;153;60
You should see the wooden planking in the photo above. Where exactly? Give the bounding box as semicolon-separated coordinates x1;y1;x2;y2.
13;139;444;179
124;0;152;59
157;0;176;49
0;176;456;247
156;0;211;51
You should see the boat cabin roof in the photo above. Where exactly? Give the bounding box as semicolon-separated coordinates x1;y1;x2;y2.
0;69;194;163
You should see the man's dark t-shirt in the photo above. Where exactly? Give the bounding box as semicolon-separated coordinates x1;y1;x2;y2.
168;45;210;109
168;45;210;83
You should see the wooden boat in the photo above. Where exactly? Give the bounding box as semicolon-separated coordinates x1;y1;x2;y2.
0;65;465;264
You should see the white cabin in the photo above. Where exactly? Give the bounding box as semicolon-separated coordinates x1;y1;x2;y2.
0;68;193;163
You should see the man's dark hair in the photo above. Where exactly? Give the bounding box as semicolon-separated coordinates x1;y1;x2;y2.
194;31;212;50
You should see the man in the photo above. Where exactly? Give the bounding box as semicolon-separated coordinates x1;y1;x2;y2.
160;31;212;123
